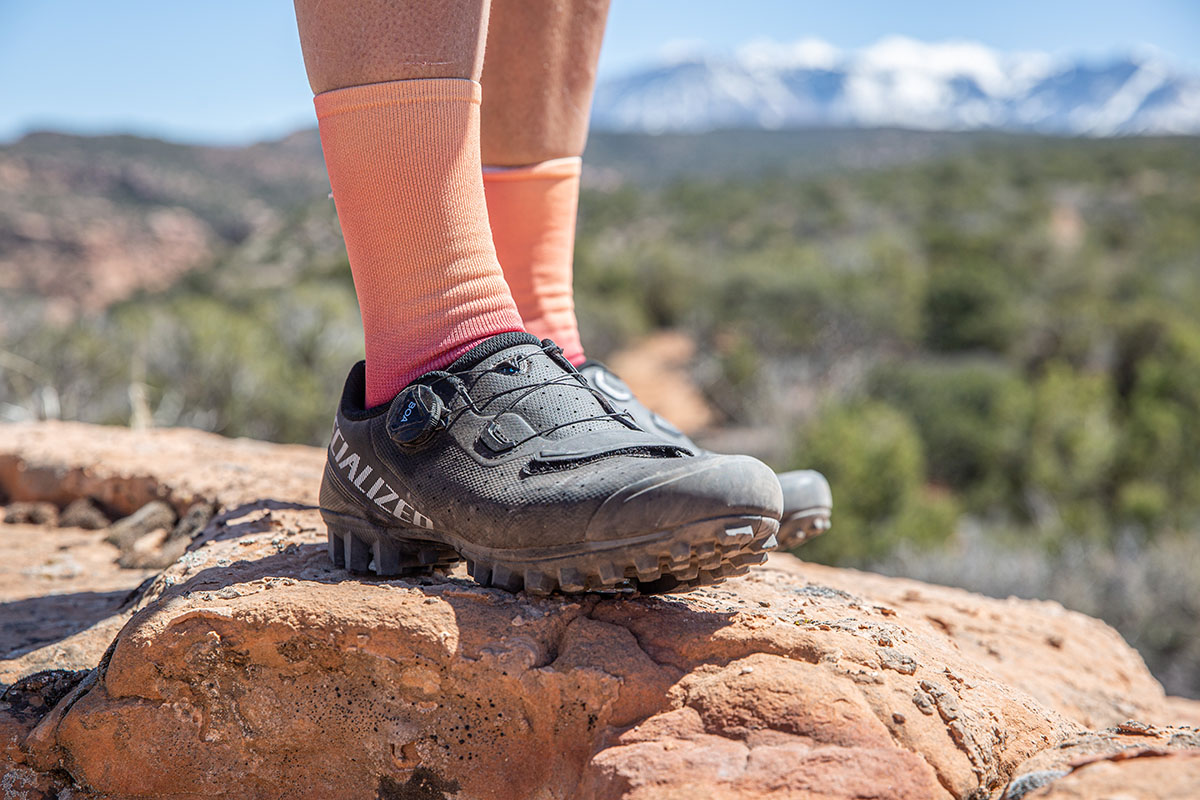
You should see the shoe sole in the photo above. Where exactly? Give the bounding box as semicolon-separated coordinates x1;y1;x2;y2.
776;506;832;550
322;509;779;596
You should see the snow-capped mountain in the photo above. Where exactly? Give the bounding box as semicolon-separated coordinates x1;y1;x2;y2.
591;37;1200;136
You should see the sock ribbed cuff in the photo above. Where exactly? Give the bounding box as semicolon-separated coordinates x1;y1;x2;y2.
482;156;583;179
315;77;482;118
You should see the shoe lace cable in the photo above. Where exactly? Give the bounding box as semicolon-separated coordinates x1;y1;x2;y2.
423;342;638;447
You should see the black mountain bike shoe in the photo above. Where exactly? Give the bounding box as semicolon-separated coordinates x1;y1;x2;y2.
319;332;782;595
578;359;832;550
776;470;833;549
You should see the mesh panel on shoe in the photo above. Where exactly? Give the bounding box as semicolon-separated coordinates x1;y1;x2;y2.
452;343;629;443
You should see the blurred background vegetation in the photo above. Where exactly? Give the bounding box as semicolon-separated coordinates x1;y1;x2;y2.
1;129;1198;696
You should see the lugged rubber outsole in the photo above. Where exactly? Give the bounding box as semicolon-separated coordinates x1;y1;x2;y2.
322;508;779;596
776;506;833;550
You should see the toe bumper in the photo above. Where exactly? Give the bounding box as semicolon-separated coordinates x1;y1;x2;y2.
586;455;783;541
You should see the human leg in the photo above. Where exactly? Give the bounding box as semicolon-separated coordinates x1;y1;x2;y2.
295;0;782;591
476;2;832;548
478;0;609;166
295;0;523;409
478;0;609;366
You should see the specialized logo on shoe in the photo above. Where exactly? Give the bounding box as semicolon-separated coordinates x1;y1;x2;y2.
329;424;435;530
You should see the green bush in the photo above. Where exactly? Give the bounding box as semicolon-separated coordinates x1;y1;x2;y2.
868;360;1031;509
922;260;1022;354
795;400;957;564
1113;309;1200;532
1024;363;1119;539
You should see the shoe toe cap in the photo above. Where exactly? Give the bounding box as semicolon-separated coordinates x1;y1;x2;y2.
777;469;833;514
587;454;783;541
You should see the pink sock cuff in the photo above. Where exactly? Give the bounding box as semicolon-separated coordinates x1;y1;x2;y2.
481;156;582;181
314;78;481;120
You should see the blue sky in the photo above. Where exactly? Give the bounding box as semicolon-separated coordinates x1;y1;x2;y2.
2;0;1197;144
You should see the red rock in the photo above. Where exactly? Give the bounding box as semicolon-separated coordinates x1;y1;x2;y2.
0;422;1191;799
1028;751;1200;799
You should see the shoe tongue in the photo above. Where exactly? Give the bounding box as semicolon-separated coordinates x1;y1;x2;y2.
445;332;629;441
447;331;543;373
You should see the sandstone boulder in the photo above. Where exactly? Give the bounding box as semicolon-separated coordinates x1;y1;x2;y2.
1026;751;1200;799
1;422;1197;799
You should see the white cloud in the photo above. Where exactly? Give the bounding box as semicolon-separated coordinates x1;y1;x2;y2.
737;37;843;71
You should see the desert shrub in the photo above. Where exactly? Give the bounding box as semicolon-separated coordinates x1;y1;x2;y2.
868;360;1031;509
795;400;957;564
1112;309;1200;532
1024;363;1119;540
921;259;1022;354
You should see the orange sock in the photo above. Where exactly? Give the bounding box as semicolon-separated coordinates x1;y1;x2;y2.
315;79;524;408
483;157;584;366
